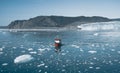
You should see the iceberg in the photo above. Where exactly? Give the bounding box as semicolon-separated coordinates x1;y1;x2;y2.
14;54;33;64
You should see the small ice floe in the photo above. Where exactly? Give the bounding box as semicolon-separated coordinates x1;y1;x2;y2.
0;52;3;55
28;48;33;51
21;50;26;53
13;47;17;49
37;63;45;67
62;69;66;72
105;43;109;46
2;32;6;34
62;65;66;67
61;53;66;56
93;33;99;36
38;48;45;52
0;48;3;54
0;48;3;51
91;44;95;47
71;44;80;48
89;66;93;69
45;48;51;51
88;50;97;54
96;67;100;69
117;51;120;54
29;51;37;54
93;57;97;60
2;63;8;66
38;70;42;72
90;62;94;65
20;45;24;48
14;54;34;64
80;48;84;52
45;65;48;68
109;61;113;64
111;49;115;51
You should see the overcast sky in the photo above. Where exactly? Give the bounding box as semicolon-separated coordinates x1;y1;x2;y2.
0;0;120;26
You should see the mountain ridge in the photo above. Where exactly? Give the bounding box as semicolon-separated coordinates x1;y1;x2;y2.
7;16;120;29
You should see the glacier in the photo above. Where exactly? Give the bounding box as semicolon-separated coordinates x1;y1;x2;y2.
78;21;120;31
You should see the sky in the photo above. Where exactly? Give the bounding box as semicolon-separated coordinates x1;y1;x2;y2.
0;0;120;26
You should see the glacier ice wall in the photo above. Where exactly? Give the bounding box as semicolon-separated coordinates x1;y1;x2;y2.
78;21;120;31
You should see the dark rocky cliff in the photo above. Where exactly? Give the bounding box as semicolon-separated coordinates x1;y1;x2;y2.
8;16;111;29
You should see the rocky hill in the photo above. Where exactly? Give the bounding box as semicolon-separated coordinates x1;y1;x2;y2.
8;16;112;29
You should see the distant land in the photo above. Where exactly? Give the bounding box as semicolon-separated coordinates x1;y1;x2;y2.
1;16;120;29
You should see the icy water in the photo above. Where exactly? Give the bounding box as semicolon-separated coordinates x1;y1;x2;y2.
0;30;120;73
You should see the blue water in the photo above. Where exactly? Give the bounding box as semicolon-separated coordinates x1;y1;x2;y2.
0;30;120;73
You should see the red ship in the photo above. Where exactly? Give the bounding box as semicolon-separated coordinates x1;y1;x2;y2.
54;38;62;49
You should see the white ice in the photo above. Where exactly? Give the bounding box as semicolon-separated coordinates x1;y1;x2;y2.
71;44;80;48
37;63;45;67
0;52;3;55
96;67;100;69
117;51;120;54
29;51;37;54
88;50;97;54
2;63;8;66
0;48;3;51
14;54;33;64
38;48;45;52
28;48;33;51
0;48;3;55
78;21;120;31
93;33;99;36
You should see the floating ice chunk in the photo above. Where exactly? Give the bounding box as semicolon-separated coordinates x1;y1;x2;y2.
45;65;48;68
71;45;80;48
0;48;3;51
13;47;17;49
21;50;26;53
96;67;100;69
37;63;45;67
61;53;66;56
0;52;3;54
91;44;95;47
111;49;115;51
38;70;42;72
90;62;94;65
14;54;33;64
117;51;120;54
29;51;37;54
45;48;51;51
88;50;97;54
93;33;99;36
28;48;33;51
93;57;97;60
38;48;45;52
2;63;8;66
62;69;66;72
89;66;93;69
20;45;24;48
80;48;84;52
2;32;6;34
